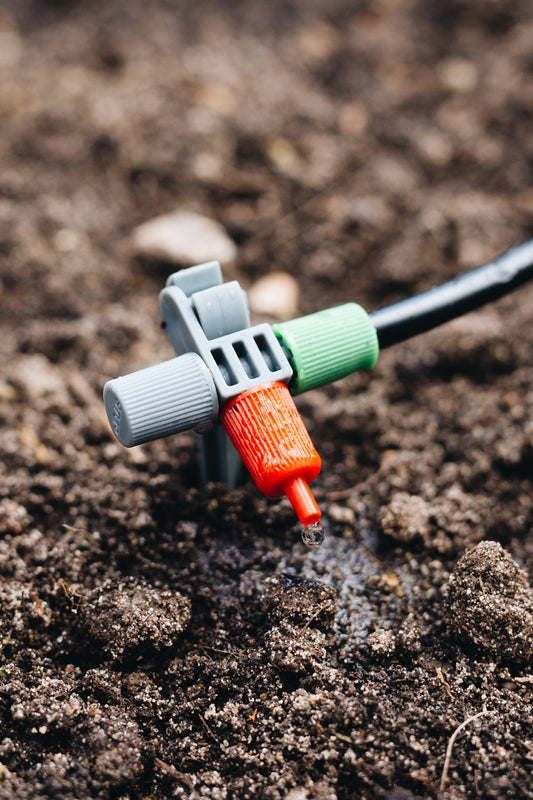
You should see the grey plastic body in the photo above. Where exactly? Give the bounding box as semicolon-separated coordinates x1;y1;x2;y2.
166;260;223;294
198;425;243;488
103;352;219;447
192;282;250;339
160;285;292;403
103;260;293;488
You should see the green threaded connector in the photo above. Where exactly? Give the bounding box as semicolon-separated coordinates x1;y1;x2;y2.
272;303;379;395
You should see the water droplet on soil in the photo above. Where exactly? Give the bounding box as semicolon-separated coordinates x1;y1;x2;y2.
302;521;324;548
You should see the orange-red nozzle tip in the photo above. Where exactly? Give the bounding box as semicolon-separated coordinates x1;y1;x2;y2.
221;382;322;524
283;476;321;526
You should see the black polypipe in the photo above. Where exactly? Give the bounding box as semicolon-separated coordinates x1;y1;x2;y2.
370;239;533;349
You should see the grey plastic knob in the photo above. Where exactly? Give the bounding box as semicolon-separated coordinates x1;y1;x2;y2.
191;281;250;339
103;352;219;447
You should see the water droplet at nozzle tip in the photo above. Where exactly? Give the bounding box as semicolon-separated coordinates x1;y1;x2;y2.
302;520;324;548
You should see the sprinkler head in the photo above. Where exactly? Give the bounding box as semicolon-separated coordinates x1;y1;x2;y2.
103;260;379;526
103;240;533;529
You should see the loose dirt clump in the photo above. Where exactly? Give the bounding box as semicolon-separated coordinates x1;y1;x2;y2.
446;540;533;666
261;574;338;632
78;578;191;663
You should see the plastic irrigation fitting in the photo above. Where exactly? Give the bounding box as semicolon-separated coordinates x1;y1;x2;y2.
221;382;322;525
103;261;379;525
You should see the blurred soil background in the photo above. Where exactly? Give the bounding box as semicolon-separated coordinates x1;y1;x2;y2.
1;1;533;798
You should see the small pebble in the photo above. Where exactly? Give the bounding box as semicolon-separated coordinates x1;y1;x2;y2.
266;138;303;176
338;102;368;136
415;128;453;167
438;58;478;94
132;210;237;267
193;81;236;116
11;354;65;399
248;271;299;318
0;500;30;535
327;504;355;525
285;790;309;800
296;21;341;62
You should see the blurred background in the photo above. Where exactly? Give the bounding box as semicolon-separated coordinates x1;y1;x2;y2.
2;0;532;322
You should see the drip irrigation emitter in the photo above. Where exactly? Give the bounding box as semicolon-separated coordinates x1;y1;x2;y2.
104;240;533;534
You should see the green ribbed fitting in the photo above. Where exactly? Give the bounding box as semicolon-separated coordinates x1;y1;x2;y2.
272;303;379;395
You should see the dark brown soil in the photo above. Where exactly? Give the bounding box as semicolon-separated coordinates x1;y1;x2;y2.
1;1;533;798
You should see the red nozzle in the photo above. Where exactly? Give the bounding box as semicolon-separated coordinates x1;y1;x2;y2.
221;382;321;525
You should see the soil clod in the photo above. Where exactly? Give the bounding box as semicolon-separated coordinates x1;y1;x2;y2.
261;575;338;633
78;578;191;663
445;541;533;666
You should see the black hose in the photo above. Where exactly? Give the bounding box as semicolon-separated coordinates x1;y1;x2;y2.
370;239;533;349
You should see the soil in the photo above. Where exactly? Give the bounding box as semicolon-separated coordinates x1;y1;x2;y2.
1;1;533;799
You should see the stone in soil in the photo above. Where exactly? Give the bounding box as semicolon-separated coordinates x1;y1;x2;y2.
132;209;237;268
247;271;299;318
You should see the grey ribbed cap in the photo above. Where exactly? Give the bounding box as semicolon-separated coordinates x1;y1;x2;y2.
103;352;219;447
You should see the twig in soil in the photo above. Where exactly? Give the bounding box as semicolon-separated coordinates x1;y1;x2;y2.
57;578;81;611
61;523;89;534
301;604;328;631
197;645;246;656
332;731;354;745
153;758;194;789
198;712;217;742
439;709;489;794
323;488;355;501
436;667;453;700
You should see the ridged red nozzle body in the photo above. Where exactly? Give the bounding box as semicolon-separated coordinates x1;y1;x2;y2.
221;381;321;526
